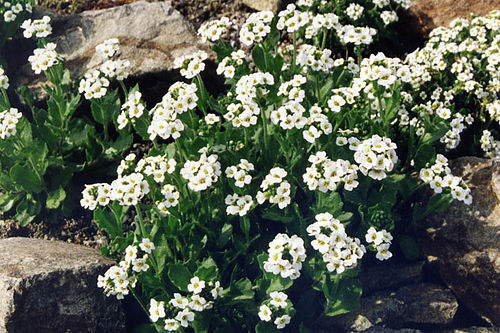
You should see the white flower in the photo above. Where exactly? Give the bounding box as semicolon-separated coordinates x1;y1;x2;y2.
269;291;288;308
274;314;291;329
188;276;206;294
258;305;272;322
376;243;393;260
175;308;195;328
139;238;155;254
164;319;180;331
149;299;166;322
171;293;189;309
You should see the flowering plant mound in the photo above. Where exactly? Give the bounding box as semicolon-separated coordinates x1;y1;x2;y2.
0;0;498;332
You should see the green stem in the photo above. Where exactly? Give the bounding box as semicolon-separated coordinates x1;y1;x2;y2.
1;88;10;108
260;108;269;154
321;29;327;50
134;204;147;237
292;31;297;72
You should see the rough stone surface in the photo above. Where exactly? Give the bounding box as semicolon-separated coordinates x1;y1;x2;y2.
14;1;208;94
0;237;124;333
320;283;458;332
241;0;282;12
407;0;500;37
364;327;423;333
447;328;500;333
418;157;500;326
360;261;424;294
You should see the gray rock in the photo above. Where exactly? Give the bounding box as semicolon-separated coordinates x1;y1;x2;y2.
14;1;209;95
418;157;500;325
242;0;283;13
0;237;124;333
321;283;457;332
363;327;423;333
360;261;424;294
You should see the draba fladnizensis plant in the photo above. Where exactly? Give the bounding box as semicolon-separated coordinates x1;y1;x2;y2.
1;0;500;330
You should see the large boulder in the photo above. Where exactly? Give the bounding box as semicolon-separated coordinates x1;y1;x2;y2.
319;283;458;332
418;157;500;325
12;1;209;96
406;0;500;37
0;237;124;333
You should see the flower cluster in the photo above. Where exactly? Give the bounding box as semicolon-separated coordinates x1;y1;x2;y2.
346;3;364;21
174;51;208;79
225;193;253;216
480;130;500;158
277;4;309;33
20;15;50;39
0;107;22;139
148;82;198;141
307;213;366;274
97;238;155;299
263;233;306;280
419;154;472;204
258;292;294;330
79;39;130;99
240;11;274;46
95;38;120;59
225;159;254;188
352;135;398;180
78;69;110;99
80;183;111;210
308;13;341;39
0;67;8;90
402;11;499;155
235;72;275;104
158;184;180;214
198;16;231;43
28;42;60;75
135;154;177;183
224;102;260;128
296;44;335;72
150;277;223;331
2;1;31;23
303;151;359;192
365;227;393;260
180;152;222;192
117;90;145;130
257;167;292;209
216;50;247;79
338;25;377;46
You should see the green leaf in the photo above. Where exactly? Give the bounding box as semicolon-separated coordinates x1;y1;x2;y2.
194;257;219;281
15;198;40;226
217;223;233;248
94;208;122;238
266;275;293;293
426;193;453;213
252;45;266;71
10;164;43;193
324;277;362;317
168;264;192;292
255;322;276;333
262;209;294;223
46;187;66;209
0;193;21;212
398;235;420;260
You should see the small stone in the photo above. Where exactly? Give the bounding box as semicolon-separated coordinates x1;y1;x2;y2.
241;0;282;13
